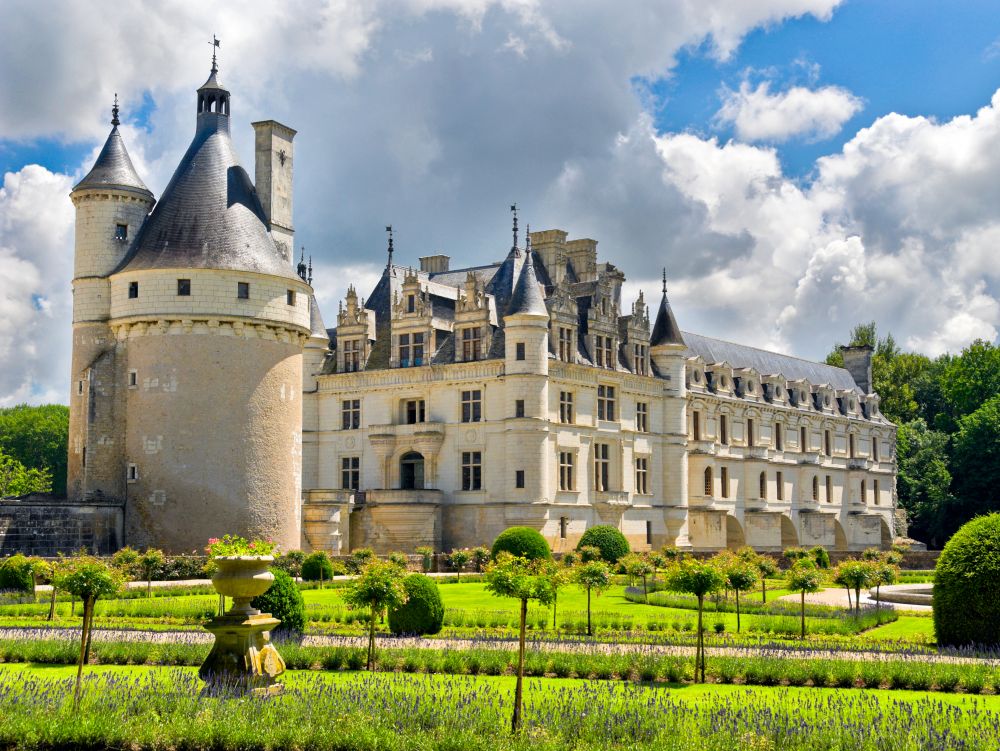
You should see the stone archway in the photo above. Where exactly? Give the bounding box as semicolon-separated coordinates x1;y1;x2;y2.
879;517;893;548
833;519;849;552
725;515;745;551
400;451;425;490
780;514;798;549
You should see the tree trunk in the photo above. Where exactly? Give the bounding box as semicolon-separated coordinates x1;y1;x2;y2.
70;595;75;617
696;594;705;683
642;574;648;604
586;588;592;637
147;575;152;598
876;584;881;615
735;589;741;633
845;585;852;609
552;591;558;631
367;610;377;670
31;574;37;604
854;587;861;617
73;597;94;710
84;603;95;664
48;586;57;621
320;569;324;590
761;579;767;604
512;598;527;733
800;591;806;639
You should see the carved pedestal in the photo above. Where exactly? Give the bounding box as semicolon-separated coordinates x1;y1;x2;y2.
199;612;286;695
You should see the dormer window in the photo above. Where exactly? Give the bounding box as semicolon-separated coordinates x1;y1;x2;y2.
633;343;648;375
557;326;573;362
399;332;425;367
461;327;481;361
343;339;362;372
406;294;416;313
595;335;613;368
115;224;128;241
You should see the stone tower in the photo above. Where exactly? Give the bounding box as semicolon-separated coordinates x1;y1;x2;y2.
68;56;310;553
68;99;155;502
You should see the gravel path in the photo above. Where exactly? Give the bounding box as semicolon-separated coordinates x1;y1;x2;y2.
2;626;993;667
777;585;933;612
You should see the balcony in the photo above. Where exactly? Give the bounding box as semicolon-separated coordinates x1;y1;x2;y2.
594;490;630;506
848;458;872;471
689;440;717;455
368;422;445;439
747;446;770;461
798;451;820;465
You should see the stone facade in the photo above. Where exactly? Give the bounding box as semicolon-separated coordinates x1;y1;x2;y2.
0;497;123;556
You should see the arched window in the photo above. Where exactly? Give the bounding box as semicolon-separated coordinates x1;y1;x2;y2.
812;476;819;501
849;433;856;458
774;422;783;450
800;426;808;452
824;430;832;456
400;451;425;490
747;418;755;447
720;415;729;445
759;471;767;500
704;467;713;497
872;438;880;462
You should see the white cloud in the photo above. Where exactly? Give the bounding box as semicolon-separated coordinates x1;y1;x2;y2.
716;80;863;142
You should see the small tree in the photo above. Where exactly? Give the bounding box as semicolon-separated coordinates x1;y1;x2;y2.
783;546;809;563
661;545;682;562
55;557;124;709
111;546;140;580
539;560;572;630
26;556;50;603
574;560;612;636
648;552;668;586
578;545;603;564
388;551;409;569
277;550;306;578
835;559;876;617
415;546;435;573
138;548;164;598
343;561;408;670
560;550;580;567
471;546;491;573
871;561;899;613
809;546;831;569
620;553;654;603
724;560;759;633
484;553;554;733
755;555;779;604
447;549;472;582
347;548;377;575
785;558;823;639
302;551;335;588
665;559;726;682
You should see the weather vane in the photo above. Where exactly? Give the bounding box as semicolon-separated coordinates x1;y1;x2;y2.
386;225;394;268
510;203;518;252
111;93;120;127
209;35;221;73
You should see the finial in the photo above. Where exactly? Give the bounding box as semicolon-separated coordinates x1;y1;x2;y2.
209;35;221;74
662;268;668;296
111;93;120;127
386;225;394;269
525;224;531;253
297;245;308;282
510;204;518;252
308;256;313;286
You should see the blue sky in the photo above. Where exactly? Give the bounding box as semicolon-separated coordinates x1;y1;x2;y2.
0;1;998;405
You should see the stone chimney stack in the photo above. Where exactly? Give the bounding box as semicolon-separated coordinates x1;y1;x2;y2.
841;345;874;394
252;120;297;263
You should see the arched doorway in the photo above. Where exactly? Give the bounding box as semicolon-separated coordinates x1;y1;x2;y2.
400;451;425;490
780;515;798;548
833;519;848;552
725;515;745;551
879;518;892;548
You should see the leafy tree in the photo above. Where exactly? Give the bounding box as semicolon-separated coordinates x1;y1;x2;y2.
538;560;572;630
491;526;552;561
785;559;823;639
665;559;726;681
723;559;759;633
577;545;603;563
0;554;35;593
560;550;580;567
576;525;629;564
809;546;831;569
647;552;668;586
251;568;306;636
934;514;1000;647
738;547;777;604
446;549;472;582
388;551;408;568
388;574;444;635
834;560;875;617
896;419;954;546
138;549;164;597
55;556;125;709
346;548;376;575
0;447;52;497
301;551;335;587
871;561;899;613
276;550;306;578
573;560;612;636
343;561;407;670
415;546;435;573
471;546;491;573
111;547;140;579
619;553;654;603
951;396;1000;528
941;340;1000;420
484;553;554;733
0;404;68;497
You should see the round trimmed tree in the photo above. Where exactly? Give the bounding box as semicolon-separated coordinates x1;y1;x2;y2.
251;569;306;636
388;574;444;635
301;551;335;586
576;525;629;564
491;526;551;561
934;514;1000;647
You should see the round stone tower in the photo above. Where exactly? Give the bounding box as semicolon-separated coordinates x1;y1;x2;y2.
107;61;310;552
68;99;155;502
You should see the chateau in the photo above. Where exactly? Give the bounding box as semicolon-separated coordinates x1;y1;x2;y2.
66;60;897;556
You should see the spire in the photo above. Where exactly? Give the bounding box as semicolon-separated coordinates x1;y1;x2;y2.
506;238;547;318
650;267;685;347
510;203;519;255
197;36;230;124
111;93;120;127
297;246;308;282
73;96;152;197
385;225;394;270
308;255;313;286
210;34;220;75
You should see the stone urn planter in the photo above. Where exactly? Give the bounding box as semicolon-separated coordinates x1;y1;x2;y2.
199;555;286;695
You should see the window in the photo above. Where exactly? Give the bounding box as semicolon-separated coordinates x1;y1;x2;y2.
872;438;880;462
874;479;880;505
341;457;360;490
237;282;250;299
558;326;573;362
595;335;614;368
747;418;755;447
461;451;482;490
286;290;296;306
636;402;648;433
127;463;138;482
775;423;783;450
693;411;701;440
776;471;784;501
341;399;360;430
177;278;191;296
812;476;819;502
824;430;832;457
343;339;361;372
461;390;482;423
515;470;525;489
635;457;648;494
800;426;808;452
77;380;84;395
559;391;574;424
560;516;568;539
646;520;653;545
515;342;525;361
721;467;729;498
399;332;425;367
597;384;616;421
81;446;86;468
461;327;481;361
558;452;575;491
826;475;833;503
861;479;867;504
514;399;525;418
594;443;611;492
704;467;713;496
405;399;425;424
128;370;137;388
633;343;648;375
115;223;128;241
759;471;766;500
720;415;729;445
406;294;415;313
849;433;856;459
128;281;139;299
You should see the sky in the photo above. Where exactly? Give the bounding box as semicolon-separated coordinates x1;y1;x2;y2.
1;0;999;406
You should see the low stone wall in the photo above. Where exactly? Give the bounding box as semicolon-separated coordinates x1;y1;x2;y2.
0;496;123;556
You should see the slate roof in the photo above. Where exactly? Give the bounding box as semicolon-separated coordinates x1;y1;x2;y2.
506;249;548;317
650;292;685;347
681;331;860;391
73;126;152;198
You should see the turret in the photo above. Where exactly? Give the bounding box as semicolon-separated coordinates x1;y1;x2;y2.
503;236;549;378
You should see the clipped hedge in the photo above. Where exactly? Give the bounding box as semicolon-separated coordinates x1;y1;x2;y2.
934;514;1000;647
491;527;551;561
576;526;629;564
251;569;306;635
301;551;335;582
388;574;444;635
0;555;34;593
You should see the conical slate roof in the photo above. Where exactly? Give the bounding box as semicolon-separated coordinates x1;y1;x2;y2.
650;290;684;347
73;126;152;198
116;103;297;280
506;249;547;317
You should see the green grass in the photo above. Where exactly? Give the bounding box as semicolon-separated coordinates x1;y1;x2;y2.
863;615;935;643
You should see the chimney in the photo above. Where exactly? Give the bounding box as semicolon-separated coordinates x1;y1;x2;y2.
251;120;297;263
840;345;874;394
419;254;450;273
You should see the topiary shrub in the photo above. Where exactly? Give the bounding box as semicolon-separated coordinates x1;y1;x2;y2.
0;554;34;593
301;551;335;583
576;526;629;564
809;546;831;569
251;569;306;636
388;573;444;635
491;526;551;561
934;514;1000;647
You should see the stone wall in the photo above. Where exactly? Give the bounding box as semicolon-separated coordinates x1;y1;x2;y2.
0;497;123;556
